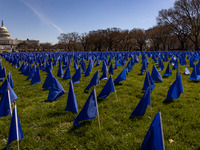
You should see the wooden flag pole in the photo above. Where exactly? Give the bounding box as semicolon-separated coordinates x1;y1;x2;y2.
14;102;20;150
94;86;101;129
158;108;165;150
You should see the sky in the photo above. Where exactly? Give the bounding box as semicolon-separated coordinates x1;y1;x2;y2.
0;0;176;44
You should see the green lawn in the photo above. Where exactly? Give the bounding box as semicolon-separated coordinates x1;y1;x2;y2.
0;54;200;150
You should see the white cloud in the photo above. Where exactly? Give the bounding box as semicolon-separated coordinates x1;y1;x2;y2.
20;0;63;33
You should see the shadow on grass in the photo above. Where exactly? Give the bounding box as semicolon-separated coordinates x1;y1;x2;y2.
162;75;170;78
97;98;106;103
188;80;200;83
68;121;92;132
163;99;174;104
114;83;123;86
138;73;144;76
129;116;143;121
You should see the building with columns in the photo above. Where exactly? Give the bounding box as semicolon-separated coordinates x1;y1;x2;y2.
0;20;39;51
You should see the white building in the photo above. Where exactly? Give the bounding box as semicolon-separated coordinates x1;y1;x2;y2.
0;20;39;51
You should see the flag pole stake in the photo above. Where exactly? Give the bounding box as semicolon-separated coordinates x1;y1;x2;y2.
94;86;101;129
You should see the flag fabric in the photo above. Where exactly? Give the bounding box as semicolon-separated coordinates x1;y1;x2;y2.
142;71;155;91
72;67;81;83
130;86;150;117
47;76;65;101
114;68;126;85
99;62;108;80
184;65;190;75
151;64;163;82
27;65;35;80
73;89;98;126
3;104;24;150
85;61;92;77
31;67;41;85
140;112;165;150
163;63;172;76
0;79;17;100
57;63;63;77
189;64;200;81
7;70;14;88
63;66;71;80
167;74;183;100
97;76;115;99
85;71;99;91
65;80;78;113
42;70;54;90
109;62;114;75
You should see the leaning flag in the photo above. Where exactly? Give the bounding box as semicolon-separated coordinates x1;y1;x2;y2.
73;89;98;126
108;62;114;75
97;76;115;99
65;80;78;113
142;71;155;91
72;67;81;83
114;68;126;85
163;63;172;76
151;64;163;82
141;112;165;150
130;86;150;117
85;71;99;91
42;70;54;90
63;66;71;80
3;104;24;150
167;75;183;100
31;67;41;85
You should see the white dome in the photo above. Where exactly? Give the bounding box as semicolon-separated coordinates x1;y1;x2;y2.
0;21;11;40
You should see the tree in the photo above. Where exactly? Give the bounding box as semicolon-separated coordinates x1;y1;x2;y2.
131;28;146;51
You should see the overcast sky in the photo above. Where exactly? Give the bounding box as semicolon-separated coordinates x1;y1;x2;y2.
0;0;176;44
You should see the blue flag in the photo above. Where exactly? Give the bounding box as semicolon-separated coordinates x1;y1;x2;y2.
42;70;54;90
63;66;71;80
85;71;99;91
130;86;150;117
0;79;17;100
65;80;78;113
109;62;114;75
85;60;92;77
72;67;81;83
57;63;63;77
142;71;155;91
99;62;108;80
7;70;14;88
73;89;98;126
3;104;24;150
31;67;41;85
141;112;165;150
47;76;65;101
167;75;183;100
151;64;163;82
114;68;126;85
189;64;200;81
27;65;36;80
97;76;115;99
163;63;172;76
184;65;190;75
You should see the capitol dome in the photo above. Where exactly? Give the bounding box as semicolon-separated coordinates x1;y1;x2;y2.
0;20;11;40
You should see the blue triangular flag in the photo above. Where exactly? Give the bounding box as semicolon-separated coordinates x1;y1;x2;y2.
3;104;24;150
163;63;172;76
0;79;17;100
184;65;190;75
142;71;155;91
7;70;14;88
167;75;183;100
72;67;81;83
47;76;65;101
151;65;163;82
27;65;35;80
42;70;54;90
109;62;114;75
114;68;126;85
141;112;165;150
63;66;71;80
85;61;92;77
130;86;150;117
85;71;99;91
189;64;200;81
97;76;115;99
73;89;98;126
31;67;41;85
65;80;78;113
57;63;63;77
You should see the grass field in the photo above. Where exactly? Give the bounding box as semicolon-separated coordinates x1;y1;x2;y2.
0;53;200;150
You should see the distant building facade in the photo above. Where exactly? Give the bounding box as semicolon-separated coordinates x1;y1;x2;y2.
0;20;39;51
